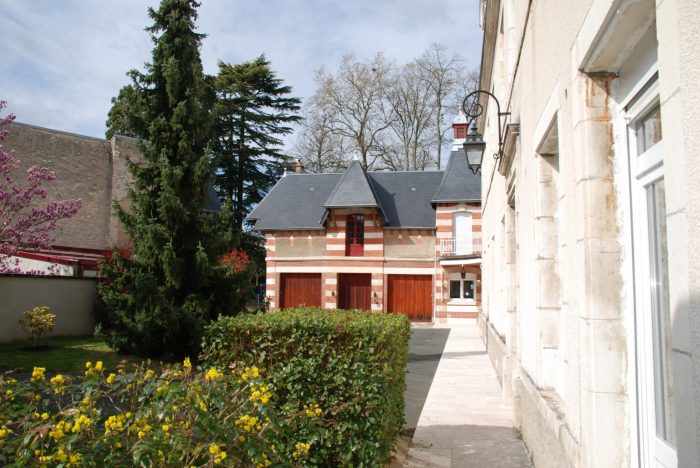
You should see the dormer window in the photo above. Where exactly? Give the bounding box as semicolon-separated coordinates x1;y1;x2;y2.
345;214;365;256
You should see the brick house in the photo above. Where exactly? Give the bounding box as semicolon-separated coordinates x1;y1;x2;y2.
248;117;481;322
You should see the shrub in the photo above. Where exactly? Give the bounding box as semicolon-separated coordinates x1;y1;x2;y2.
0;361;314;466
18;306;55;343
201;308;412;467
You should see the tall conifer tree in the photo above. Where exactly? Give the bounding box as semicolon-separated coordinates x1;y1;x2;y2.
211;57;301;230
100;0;244;358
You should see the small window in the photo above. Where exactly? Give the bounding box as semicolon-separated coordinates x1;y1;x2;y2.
635;103;662;155
455;125;467;139
449;279;476;300
463;280;475;299
345;214;365;256
450;280;461;299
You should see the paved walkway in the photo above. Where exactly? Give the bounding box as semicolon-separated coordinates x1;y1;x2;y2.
404;320;532;467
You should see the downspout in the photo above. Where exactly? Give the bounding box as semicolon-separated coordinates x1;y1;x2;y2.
433;253;438;323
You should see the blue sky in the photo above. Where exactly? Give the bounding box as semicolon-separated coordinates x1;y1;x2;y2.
0;0;483;142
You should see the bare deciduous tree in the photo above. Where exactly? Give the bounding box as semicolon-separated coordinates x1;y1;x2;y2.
384;62;436;170
416;43;464;169
293;107;349;173
311;53;393;170
294;45;479;173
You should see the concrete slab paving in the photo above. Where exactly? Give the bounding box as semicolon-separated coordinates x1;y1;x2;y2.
404;320;532;468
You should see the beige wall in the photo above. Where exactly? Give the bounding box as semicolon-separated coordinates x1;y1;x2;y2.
479;0;700;466
0;276;97;342
384;230;434;258
274;231;327;257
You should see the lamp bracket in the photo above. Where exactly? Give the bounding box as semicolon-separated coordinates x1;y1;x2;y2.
462;90;510;160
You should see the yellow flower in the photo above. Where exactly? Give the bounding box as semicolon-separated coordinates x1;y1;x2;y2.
209;444;227;464
198;399;207;412
183;357;192;372
85;361;104;377
249;384;271;405
204;368;223;382
162;424;170;432
106;373;116;384
0;425;12;445
144;369;155;380
54;448;68;463
72;414;92;433
31;367;46;382
293;442;311;459
68;452;82;466
235;414;262;433
240;366;260;382
49;420;73;440
50;374;65;394
41;412;49;421
255;453;272;468
5;389;11;396
304;403;323;418
104;414;125;434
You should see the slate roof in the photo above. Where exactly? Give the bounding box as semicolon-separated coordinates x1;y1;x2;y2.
247;149;481;231
324;160;379;208
368;171;444;228
248;173;342;230
431;148;481;203
203;184;223;212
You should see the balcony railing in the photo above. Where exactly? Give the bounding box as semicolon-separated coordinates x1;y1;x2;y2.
439;237;482;257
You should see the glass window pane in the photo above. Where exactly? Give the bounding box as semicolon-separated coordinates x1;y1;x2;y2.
636;104;662;155
449;280;461;299
463;281;475;299
647;179;675;445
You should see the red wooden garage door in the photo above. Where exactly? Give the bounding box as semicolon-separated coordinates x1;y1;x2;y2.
387;275;432;321
280;273;322;309
338;274;371;311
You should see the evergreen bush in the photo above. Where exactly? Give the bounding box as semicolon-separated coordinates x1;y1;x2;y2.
201;308;411;467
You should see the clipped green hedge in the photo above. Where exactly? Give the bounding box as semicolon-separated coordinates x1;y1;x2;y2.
201;308;411;467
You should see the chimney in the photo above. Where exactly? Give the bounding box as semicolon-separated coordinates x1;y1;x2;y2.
453;109;468;142
451;109;469;153
295;159;304;174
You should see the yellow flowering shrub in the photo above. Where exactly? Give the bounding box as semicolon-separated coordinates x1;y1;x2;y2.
18;306;55;343
0;359;309;466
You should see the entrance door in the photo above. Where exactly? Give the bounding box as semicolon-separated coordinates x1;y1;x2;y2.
280;273;322;309
337;274;371;311
387;275;432;321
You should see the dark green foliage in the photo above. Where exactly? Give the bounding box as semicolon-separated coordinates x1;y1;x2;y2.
212;57;302;229
201;308;411;467
99;0;249;359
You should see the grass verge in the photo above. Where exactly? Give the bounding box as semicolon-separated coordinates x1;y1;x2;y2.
0;336;143;373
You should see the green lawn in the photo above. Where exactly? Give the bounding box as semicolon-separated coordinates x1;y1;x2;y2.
0;336;144;373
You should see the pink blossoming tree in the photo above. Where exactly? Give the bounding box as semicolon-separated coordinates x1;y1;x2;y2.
0;100;82;274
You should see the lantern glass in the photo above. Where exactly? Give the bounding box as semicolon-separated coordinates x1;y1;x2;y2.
462;131;485;173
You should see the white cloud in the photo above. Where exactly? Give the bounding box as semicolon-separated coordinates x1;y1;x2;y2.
0;0;482;140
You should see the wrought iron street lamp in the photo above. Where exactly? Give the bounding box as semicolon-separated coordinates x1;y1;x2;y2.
461;90;510;174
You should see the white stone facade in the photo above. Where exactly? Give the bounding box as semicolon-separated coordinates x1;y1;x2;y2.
478;0;700;466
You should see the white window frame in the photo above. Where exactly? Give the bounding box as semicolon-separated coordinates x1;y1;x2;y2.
447;272;477;304
624;76;677;468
